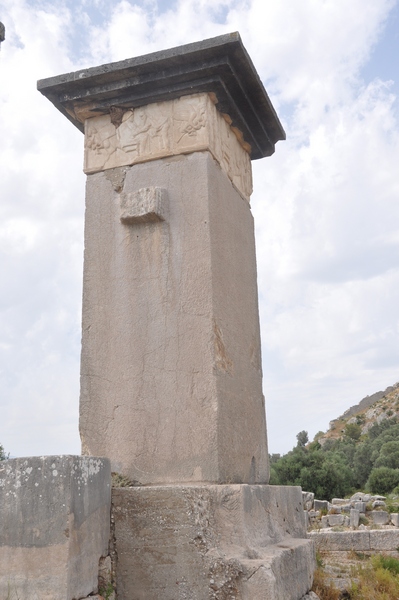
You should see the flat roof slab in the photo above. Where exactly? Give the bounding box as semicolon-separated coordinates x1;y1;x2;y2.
37;32;285;159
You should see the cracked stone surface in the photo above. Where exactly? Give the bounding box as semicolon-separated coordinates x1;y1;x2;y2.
112;484;315;600
79;151;268;485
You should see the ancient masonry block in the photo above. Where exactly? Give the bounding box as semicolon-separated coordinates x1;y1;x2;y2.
112;484;315;600
0;456;111;600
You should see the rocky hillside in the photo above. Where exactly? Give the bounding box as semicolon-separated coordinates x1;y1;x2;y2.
318;382;399;445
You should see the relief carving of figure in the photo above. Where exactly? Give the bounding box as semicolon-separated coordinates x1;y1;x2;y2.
174;100;206;143
86;125;111;155
117;107;171;157
118;108;152;156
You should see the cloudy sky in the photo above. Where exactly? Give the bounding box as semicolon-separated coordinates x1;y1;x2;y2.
0;0;398;459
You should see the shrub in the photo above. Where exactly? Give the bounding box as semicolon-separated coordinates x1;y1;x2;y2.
349;555;399;599
372;554;399;575
374;441;399;469
367;467;399;495
0;444;8;461
344;423;362;441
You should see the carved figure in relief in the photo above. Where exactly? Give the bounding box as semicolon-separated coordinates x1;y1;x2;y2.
86;125;111;155
117;107;171;157
118;108;151;155
174;100;206;143
148;114;170;151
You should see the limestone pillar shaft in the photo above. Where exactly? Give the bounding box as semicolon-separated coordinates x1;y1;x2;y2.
37;33;286;485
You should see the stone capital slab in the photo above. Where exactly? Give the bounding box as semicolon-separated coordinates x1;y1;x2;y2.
37;32;285;160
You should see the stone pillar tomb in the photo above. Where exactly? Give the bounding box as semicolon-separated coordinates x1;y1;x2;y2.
38;33;315;599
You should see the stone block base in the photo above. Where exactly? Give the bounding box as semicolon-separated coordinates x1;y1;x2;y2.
112;484;315;599
0;456;111;600
309;529;399;551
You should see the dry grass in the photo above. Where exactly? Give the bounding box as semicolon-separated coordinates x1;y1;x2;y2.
312;552;399;600
312;567;341;600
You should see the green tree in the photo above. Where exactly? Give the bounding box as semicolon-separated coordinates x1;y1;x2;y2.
0;443;8;461
367;467;399;495
344;422;362;441
374;441;399;469
296;430;309;447
353;441;374;488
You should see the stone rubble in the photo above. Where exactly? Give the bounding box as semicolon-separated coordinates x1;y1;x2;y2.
303;490;399;551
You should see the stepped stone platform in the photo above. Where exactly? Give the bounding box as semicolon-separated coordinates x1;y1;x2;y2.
112;484;315;599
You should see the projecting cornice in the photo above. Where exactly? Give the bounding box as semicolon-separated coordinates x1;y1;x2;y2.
37;33;285;160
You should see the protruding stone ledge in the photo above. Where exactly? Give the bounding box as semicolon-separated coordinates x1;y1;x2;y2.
0;455;111;600
120;187;168;224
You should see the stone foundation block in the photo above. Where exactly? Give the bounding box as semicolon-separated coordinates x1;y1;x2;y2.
321;516;329;528
309;531;371;551
0;455;111;600
314;500;328;512
113;484;315;599
310;529;399;551
350;509;360;528
371;510;389;525
391;513;399;527
370;529;399;550
328;514;344;527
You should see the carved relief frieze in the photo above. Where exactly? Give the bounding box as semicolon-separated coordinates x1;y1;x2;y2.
84;93;252;200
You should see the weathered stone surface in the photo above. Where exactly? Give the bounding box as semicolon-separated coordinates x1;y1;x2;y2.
309;531;371;551
113;484;315;600
329;505;342;514
0;455;111;600
331;498;347;505
37;33;285;160
310;529;399;551
302;491;314;510
372;500;386;508
354;501;366;512
328;514;344;527
314;499;328;512
390;513;399;527
370;510;389;525
84;93;253;200
351;492;364;501
80;152;268;484
309;510;320;519
120;186;168;224
350;509;360;528
370;529;399;550
321;516;329;528
304;510;310;529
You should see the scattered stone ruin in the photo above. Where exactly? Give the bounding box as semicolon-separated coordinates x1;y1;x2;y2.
1;34;316;598
304;491;399;552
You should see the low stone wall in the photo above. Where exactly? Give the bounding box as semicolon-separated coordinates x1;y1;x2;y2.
0;455;111;600
309;529;399;551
